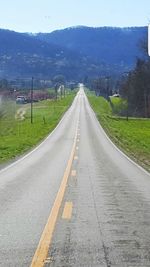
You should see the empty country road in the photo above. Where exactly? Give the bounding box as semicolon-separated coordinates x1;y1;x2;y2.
0;86;150;267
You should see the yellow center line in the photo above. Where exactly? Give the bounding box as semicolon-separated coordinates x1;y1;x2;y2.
30;128;78;267
62;202;73;220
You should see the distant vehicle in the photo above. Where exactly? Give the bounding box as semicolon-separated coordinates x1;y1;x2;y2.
112;93;120;98
16;96;27;104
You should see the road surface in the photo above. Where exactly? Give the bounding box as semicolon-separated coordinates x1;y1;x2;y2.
0;87;150;267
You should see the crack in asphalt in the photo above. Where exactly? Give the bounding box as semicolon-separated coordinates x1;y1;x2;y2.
87;164;112;267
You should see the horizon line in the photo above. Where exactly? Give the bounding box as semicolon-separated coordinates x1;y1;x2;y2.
0;24;148;34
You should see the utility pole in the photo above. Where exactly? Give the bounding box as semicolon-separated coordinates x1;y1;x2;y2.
148;24;150;56
55;83;58;101
144;91;148;118
126;90;129;121
123;72;130;121
105;76;110;100
63;85;65;98
60;85;63;99
147;24;150;117
31;76;34;124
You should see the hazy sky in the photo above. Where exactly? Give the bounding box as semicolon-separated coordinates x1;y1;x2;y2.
0;0;150;33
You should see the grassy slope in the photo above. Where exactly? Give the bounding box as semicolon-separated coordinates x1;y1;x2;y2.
87;94;150;172
0;93;75;163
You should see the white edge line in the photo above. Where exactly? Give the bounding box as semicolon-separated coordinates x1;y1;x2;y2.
86;94;150;177
0;97;76;174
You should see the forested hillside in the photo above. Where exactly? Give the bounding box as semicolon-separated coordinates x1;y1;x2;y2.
0;26;147;80
37;26;147;66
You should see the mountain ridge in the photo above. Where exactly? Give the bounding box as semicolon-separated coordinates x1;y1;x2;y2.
0;26;147;80
36;26;147;65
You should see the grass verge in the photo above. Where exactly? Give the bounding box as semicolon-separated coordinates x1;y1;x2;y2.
87;93;150;172
0;93;76;164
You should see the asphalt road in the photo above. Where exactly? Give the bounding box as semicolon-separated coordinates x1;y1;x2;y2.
0;87;150;267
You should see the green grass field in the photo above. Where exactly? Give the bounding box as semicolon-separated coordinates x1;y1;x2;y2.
0;93;76;164
87;93;150;172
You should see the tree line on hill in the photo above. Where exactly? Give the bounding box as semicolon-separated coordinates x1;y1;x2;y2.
120;58;150;118
90;41;150;118
37;26;146;66
0;26;147;80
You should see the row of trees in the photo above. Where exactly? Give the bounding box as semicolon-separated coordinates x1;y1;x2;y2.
90;49;150;118
120;59;150;117
90;76;113;99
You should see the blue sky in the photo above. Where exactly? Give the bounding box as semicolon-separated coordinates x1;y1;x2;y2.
0;0;150;33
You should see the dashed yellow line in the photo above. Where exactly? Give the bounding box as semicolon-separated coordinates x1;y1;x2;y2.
62;202;73;220
30;129;78;267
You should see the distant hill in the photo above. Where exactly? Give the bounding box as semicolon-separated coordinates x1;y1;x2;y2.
0;29;103;80
0;26;147;81
37;26;147;66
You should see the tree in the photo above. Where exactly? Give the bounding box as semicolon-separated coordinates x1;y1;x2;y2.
52;75;65;86
120;59;150;117
0;79;9;91
91;77;112;99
